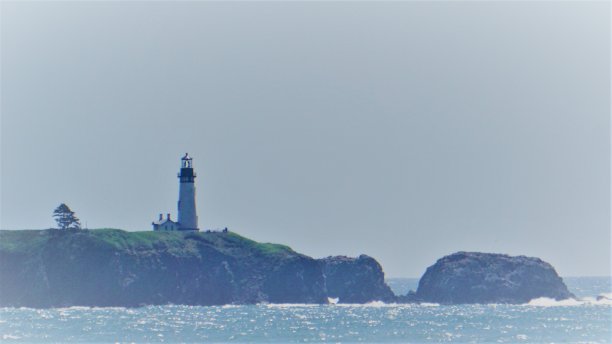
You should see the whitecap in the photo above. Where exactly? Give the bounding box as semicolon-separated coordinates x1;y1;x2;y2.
526;297;612;307
334;301;399;308
327;297;339;304
419;302;440;307
527;298;583;307
221;304;241;309
2;334;21;340
362;301;388;307
55;306;128;311
262;303;318;308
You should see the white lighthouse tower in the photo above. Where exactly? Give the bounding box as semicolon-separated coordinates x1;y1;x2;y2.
177;153;199;230
152;153;200;231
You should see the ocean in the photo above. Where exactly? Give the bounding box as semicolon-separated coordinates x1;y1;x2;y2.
1;277;610;343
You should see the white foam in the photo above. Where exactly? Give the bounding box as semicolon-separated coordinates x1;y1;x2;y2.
419;302;440;307
55;306;129;311
363;301;388;307
262;303;319;308
2;334;21;340
220;304;241;309
332;301;388;308
333;301;439;308
337;301;413;308
526;297;612;307
597;293;612;300
527;298;581;307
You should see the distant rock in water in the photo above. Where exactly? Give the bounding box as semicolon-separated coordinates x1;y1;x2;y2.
413;252;574;304
0;229;394;308
322;255;396;303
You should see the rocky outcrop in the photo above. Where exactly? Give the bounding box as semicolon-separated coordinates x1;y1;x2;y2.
0;230;575;307
412;252;574;304
321;255;396;303
0;229;393;308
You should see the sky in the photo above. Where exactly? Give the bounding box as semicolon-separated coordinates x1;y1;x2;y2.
1;1;609;277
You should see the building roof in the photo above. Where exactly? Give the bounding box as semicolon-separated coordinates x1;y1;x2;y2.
152;218;179;226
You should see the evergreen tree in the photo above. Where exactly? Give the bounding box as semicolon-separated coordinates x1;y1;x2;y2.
53;203;81;230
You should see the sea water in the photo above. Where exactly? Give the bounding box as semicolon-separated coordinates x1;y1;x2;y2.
0;277;610;343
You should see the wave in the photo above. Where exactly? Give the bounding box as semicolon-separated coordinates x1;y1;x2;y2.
2;294;609;311
220;304;241;309
259;301;439;308
330;301;439;308
335;301;395;308
56;306;129;311
597;292;612;299
262;303;319;308
2;334;21;340
526;295;612;307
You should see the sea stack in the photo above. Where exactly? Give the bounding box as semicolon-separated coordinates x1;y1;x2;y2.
412;252;574;304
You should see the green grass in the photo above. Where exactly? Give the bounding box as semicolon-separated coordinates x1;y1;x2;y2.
90;228;185;250
0;229;50;252
221;231;295;256
0;228;297;258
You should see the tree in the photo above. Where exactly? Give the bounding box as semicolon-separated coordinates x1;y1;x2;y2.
53;203;81;230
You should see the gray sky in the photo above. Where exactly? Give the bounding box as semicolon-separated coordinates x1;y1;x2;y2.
1;1;609;277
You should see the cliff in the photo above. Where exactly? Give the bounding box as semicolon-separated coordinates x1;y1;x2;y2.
0;229;393;308
322;255;396;303
410;251;574;304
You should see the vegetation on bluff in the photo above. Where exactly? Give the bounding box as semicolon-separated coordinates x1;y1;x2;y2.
52;203;81;230
0;228;295;258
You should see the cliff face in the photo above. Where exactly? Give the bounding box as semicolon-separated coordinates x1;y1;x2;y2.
322;255;396;303
0;231;575;307
0;229;392;308
413;252;574;304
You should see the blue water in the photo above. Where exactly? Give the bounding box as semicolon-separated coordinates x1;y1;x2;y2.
1;277;610;343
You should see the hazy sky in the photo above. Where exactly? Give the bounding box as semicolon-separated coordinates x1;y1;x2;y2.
1;1;609;277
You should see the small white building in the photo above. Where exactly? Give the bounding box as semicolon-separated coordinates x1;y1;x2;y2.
152;213;180;231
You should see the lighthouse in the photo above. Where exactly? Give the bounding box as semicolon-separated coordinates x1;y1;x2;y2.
152;153;199;231
177;153;199;230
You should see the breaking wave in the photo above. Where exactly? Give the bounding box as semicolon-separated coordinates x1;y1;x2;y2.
259;301;441;308
526;294;612;307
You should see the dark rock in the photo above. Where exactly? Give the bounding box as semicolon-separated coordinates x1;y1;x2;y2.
321;255;395;303
414;251;574;304
0;229;391;308
395;290;419;303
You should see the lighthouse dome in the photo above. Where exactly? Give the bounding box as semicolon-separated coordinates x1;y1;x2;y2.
181;153;193;168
